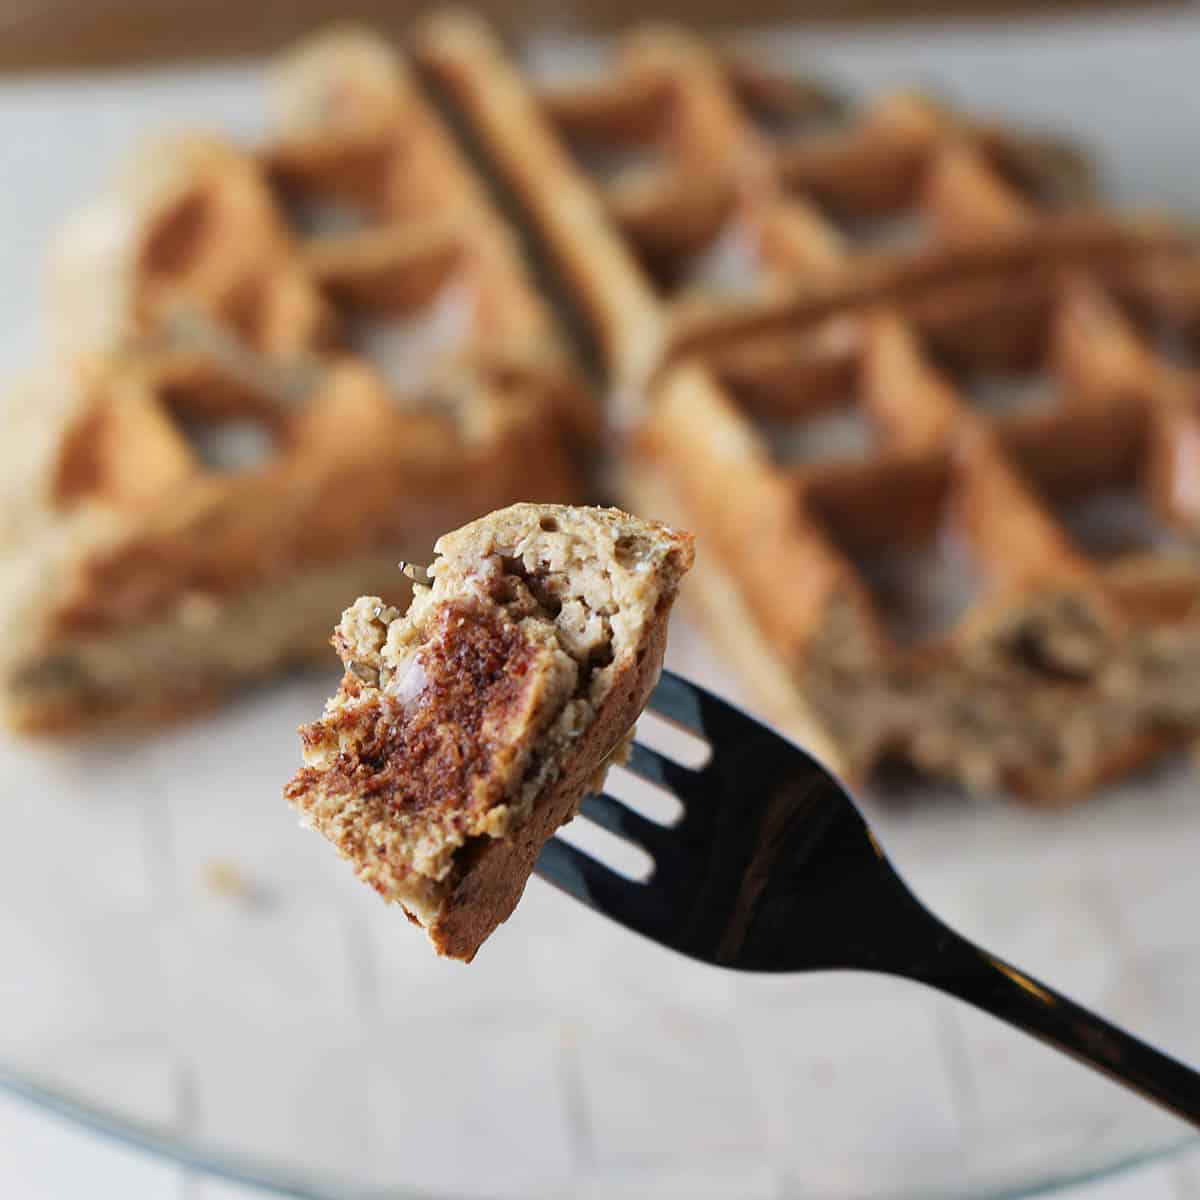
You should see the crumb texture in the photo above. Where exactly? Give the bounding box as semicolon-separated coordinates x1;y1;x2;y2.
290;600;576;886
285;503;693;956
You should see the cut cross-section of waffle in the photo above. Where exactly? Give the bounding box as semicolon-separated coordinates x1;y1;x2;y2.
417;13;1192;411
284;503;694;960
631;272;1200;803
1;28;588;734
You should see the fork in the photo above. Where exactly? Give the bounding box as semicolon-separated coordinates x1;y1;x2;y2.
536;670;1200;1126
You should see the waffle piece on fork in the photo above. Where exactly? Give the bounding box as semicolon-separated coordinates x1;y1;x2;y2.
285;503;694;961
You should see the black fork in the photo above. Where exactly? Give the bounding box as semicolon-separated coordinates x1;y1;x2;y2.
536;670;1200;1126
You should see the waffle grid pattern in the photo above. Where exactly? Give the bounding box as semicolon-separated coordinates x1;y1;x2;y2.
0;26;585;732
8;12;1200;792
9;20;1200;1200
416;15;1197;396
417;12;1200;801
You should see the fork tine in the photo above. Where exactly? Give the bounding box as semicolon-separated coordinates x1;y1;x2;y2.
534;836;645;918
625;741;699;794
647;669;758;739
579;791;669;854
644;669;707;732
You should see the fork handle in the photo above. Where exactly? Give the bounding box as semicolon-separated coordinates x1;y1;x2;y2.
904;923;1200;1127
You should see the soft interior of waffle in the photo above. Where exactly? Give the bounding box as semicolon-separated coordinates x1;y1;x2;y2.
293;597;579;925
3;548;408;732
800;453;1125;792
803;465;1200;796
801;580;1200;800
799;593;1118;797
285;505;691;934
798;395;1200;793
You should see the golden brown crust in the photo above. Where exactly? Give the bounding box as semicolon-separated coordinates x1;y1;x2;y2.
39;356;578;638
663;217;1194;371
0;344;582;732
10;7;1200;823
418;13;666;401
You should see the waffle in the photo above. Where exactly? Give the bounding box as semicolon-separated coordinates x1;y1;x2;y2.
1;28;587;733
631;267;1200;803
9;14;1200;808
416;14;1193;412
286;503;693;960
418;13;1200;803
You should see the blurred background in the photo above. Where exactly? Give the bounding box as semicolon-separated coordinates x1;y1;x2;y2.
0;0;1180;69
2;3;1200;1200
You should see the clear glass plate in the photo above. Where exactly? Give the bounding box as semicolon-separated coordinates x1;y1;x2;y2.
3;13;1200;1198
2;613;1198;1200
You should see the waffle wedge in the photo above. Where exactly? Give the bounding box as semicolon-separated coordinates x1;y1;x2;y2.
418;13;1200;802
2;28;587;734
